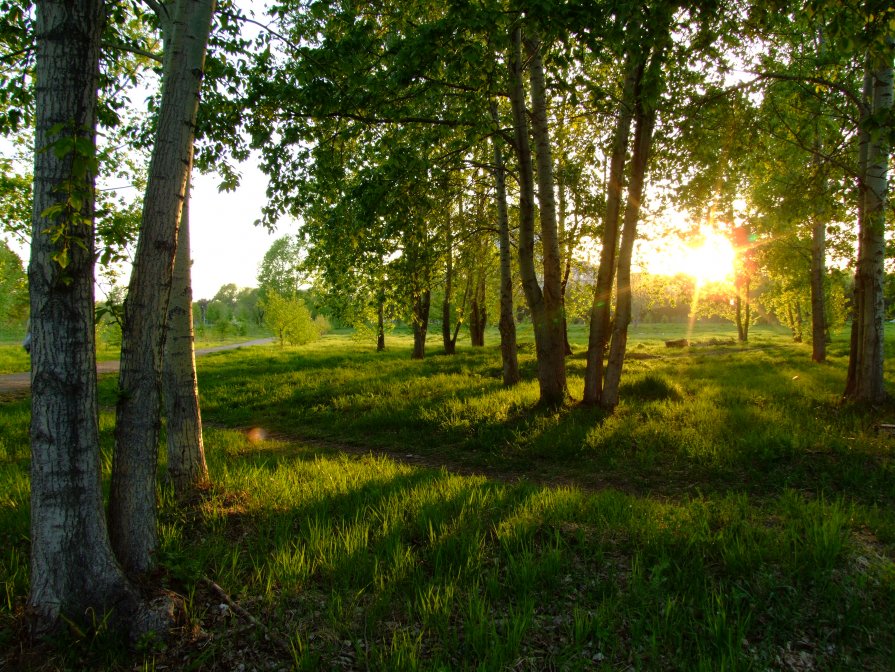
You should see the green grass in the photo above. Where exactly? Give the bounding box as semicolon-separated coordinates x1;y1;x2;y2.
0;330;272;376
1;321;894;670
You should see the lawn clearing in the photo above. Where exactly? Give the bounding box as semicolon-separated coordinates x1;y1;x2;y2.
1;323;894;670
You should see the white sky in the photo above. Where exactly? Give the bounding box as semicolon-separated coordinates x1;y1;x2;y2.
189;160;299;301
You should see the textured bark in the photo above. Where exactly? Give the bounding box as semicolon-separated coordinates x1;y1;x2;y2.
28;0;140;634
583;55;638;405
844;69;873;398
110;0;216;574
601;105;656;409
557;168;573;357
442;214;456;354
163;178;208;495
411;289;431;359
377;297;386;351
845;51;891;403
469;274;486;346
489;112;520;386
810;216;827;361
508;26;566;405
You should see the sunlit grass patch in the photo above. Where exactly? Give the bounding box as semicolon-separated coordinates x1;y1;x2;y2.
3;324;895;669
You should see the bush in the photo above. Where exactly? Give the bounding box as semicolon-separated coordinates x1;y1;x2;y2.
263;292;321;346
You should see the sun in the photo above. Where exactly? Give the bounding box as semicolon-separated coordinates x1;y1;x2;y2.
642;227;736;285
683;230;736;286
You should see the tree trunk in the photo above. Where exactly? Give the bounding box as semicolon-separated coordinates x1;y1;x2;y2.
442;212;456;354
734;288;749;343
110;0;216;574
583;55;639;404
556;108;573;357
163;175;208;495
508;26;566;405
469;273;486;346
377;295;386;351
845;50;891;403
601;103;657;409
810;216;827;361
411;289;431;359
489;106;520;386
28;0;142;635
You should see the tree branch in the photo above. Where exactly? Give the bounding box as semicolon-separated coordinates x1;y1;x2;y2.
102;40;163;64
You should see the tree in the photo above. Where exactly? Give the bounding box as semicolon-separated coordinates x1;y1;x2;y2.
110;0;216;574
508;22;567;405
163;175;208;495
263;291;319;346
257;234;303;298
845;34;893;403
489;105;520;386
27;0;143;635
0;241;27;326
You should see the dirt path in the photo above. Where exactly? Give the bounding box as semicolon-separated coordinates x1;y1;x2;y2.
0;338;275;397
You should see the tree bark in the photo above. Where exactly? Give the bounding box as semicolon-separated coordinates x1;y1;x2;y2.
377;294;386;351
469;272;486;346
489;107;520;386
110;0;216;574
601;103;657;409
508;25;566;405
411;289;431;359
163;174;208;495
28;0;140;634
845;49;891;403
442;212;456;354
583;55;639;405
810;215;827;361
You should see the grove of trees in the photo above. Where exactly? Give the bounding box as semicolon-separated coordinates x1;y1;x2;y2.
0;0;891;640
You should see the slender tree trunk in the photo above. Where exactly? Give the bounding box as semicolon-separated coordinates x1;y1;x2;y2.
735;289;746;342
810;215;827;361
601;104;657;409
442;211;456;354
556;108;573;357
110;0;216;574
469;273;486;346
411;289;431;359
490;107;520;386
509;26;566;404
845;50;891;403
845;69;873;397
163;174;208;495
377;295;386;351
583;55;639;404
28;0;142;635
525;31;566;402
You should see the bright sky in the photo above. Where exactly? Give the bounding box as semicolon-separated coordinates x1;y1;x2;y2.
189;160;299;300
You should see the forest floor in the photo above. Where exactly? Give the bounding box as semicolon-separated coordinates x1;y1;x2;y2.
1;323;894;671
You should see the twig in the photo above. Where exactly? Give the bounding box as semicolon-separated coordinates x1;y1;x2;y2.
200;577;294;655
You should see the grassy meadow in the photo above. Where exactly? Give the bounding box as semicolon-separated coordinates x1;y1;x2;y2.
1;322;894;670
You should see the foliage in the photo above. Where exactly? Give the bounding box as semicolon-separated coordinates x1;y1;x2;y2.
262;291;321;346
0;242;27;327
257;235;304;299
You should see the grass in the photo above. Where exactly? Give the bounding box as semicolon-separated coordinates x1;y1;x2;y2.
0;329;272;375
1;321;894;670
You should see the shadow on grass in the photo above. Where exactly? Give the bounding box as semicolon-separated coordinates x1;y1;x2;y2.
154;436;894;671
182;330;895;510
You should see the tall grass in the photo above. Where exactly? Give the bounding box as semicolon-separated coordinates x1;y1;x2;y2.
0;322;893;670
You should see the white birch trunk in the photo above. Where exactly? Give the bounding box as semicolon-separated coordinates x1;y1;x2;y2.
163;173;208;495
28;0;140;633
110;0;216;573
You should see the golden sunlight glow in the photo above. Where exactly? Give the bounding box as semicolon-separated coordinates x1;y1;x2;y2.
645;228;736;286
